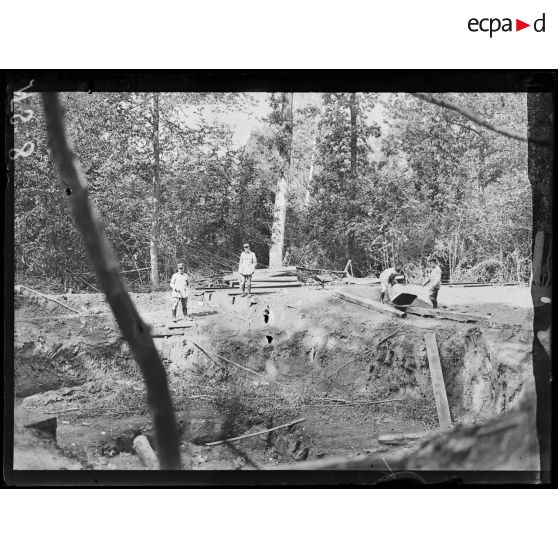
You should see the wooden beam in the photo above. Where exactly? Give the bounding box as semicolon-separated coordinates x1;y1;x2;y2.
151;331;187;338
406;307;483;323
444;283;520;288
333;291;406;318
230;277;299;283
424;333;452;429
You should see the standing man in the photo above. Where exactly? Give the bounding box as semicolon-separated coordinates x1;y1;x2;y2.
170;263;190;320
238;243;257;297
423;259;442;308
379;266;404;303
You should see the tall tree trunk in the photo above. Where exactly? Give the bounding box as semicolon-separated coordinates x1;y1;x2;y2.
269;92;293;268
348;92;358;265
150;93;161;287
527;92;553;483
478;138;486;203
305;136;316;206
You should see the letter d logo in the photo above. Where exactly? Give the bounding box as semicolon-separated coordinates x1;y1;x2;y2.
534;13;546;32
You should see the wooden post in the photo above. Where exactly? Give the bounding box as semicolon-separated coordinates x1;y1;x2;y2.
343;260;353;278
424;333;452;429
532;230;545;286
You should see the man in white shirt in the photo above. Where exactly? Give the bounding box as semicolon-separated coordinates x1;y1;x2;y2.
238;243;257;296
170;263;190;320
423;259;442;308
379;266;404;303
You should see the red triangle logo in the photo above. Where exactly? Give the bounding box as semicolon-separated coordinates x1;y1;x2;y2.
516;19;530;31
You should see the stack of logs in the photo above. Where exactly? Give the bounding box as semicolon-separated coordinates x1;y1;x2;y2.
223;266;301;290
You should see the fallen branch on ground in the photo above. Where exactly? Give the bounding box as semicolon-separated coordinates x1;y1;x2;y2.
17;285;81;314
186;339;227;370
205;418;306;446
187;339;264;378
314;328;403;386
311;397;405;406
213;353;266;378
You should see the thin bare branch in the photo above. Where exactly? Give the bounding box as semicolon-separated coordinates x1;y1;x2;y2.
412;93;549;145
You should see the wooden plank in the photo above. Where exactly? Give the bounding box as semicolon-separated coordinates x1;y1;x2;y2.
226;276;298;283
296;266;346;275
343;277;381;285
223;268;297;281
333;291;406;318
151;330;187;337
424;333;452;429
532;230;545;286
228;291;275;297
230;277;298;283
232;283;301;289
444;283;520;288
406;307;483;322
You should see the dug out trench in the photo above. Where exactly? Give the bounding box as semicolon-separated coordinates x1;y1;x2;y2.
13;285;538;470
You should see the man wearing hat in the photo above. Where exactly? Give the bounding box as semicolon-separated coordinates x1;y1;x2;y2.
170;263;190;320
238;242;257;297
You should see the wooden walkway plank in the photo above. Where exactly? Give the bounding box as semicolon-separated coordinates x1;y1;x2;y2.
424;333;452;429
406;307;483;322
333;291;406;318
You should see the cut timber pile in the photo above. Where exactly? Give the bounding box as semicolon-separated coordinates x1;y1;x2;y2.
223;266;301;289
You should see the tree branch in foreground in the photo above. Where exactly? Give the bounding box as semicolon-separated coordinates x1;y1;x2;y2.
42;93;183;470
411;93;549;145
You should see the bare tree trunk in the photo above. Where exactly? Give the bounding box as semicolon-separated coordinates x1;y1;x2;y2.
305;136;316;206
269;93;293;268
527;92;553;483
41;93;182;469
150;93;161;287
478;138;486;203
348;92;358;265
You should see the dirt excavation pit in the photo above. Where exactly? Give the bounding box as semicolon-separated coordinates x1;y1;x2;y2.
13;285;539;471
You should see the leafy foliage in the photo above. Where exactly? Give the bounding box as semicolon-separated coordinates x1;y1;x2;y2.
13;92;531;290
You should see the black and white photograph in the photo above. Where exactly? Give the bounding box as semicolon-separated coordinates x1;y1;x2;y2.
4;72;553;485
